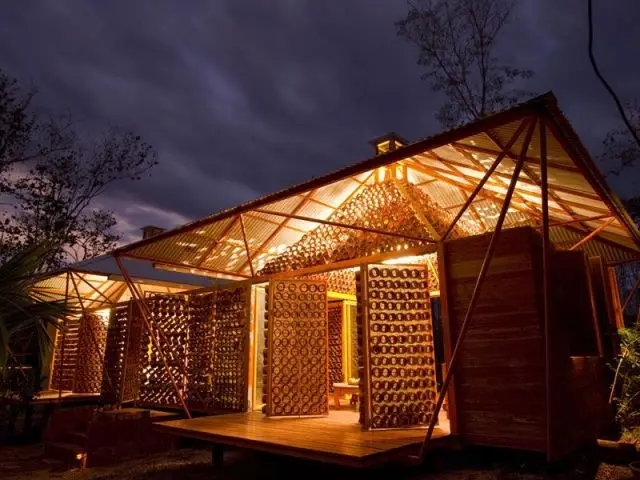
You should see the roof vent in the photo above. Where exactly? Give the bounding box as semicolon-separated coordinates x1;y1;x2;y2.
141;225;165;240
369;132;408;155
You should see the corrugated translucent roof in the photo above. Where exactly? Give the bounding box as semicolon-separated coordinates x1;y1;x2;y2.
32;255;216;311
115;93;640;275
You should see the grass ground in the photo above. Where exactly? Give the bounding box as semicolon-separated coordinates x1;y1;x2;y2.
0;443;635;480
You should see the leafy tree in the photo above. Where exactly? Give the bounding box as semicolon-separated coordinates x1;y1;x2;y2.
397;0;534;128
0;69;158;270
599;101;640;176
614;327;640;432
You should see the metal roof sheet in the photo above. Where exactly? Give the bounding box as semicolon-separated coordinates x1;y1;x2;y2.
114;93;640;273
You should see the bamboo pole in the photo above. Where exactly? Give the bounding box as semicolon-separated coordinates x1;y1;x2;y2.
114;255;192;418
239;214;255;277
536;214;613;230
72;271;116;305
116;264;209;411
411;120;534;463
569;217;616;251
621;276;640;313
540;119;553;459
439;118;531;241
252;208;436;243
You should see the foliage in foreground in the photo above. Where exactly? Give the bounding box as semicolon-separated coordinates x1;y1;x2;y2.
615;326;640;431
0;244;77;384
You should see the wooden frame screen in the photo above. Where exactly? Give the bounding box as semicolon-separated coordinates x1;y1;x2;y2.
357;264;437;430
265;279;329;417
50;316;81;391
211;284;251;412
73;313;108;393
328;300;344;391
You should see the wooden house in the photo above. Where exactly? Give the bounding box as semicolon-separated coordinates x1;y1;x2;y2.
76;93;638;466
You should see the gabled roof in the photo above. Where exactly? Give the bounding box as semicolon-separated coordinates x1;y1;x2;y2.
114;92;640;275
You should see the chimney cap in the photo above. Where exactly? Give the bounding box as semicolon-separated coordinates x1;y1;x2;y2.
141;225;166;239
369;132;409;155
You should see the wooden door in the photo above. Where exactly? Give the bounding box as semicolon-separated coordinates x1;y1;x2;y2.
358;264;437;430
265;279;329;417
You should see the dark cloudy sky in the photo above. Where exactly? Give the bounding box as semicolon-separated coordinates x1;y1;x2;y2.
1;1;639;244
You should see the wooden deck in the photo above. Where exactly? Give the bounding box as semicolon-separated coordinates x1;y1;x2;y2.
154;410;451;467
26;391;100;405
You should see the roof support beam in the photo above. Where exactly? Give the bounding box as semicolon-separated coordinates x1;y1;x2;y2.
239;214;255;277
569;217;616;251
535;214;613;229
238;189;317;273
483;128;605;230
439;118;532;241
72;271;114;305
120;253;250;279
408;159;544;223
451;141;582;173
196;215;241;268
249;245;435;283
393;178;441;240
252;208;436;244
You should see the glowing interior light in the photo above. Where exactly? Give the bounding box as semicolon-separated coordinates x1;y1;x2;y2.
95;308;111;326
81;273;109;283
383;255;426;265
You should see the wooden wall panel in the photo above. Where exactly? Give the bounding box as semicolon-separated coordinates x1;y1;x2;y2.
50;316;81;391
265;279;328;417
101;303;129;404
212;285;250;412
550;251;601;357
186;293;216;410
121;304;144;403
73;313;108;393
139;295;189;408
358;264;437;430
589;257;621;358
441;227;546;452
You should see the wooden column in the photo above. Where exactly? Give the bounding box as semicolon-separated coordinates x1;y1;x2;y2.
540;119;553;459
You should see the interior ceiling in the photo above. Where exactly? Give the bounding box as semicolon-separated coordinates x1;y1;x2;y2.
116;99;640;277
32;271;199;312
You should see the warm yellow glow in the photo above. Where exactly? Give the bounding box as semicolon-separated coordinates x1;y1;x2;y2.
383;255;427;265
95;308;111;326
81;273;109;283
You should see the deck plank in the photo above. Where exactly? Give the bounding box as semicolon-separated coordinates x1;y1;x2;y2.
154;411;450;467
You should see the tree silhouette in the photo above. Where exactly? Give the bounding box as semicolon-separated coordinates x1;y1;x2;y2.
397;0;534;128
0;69;158;270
